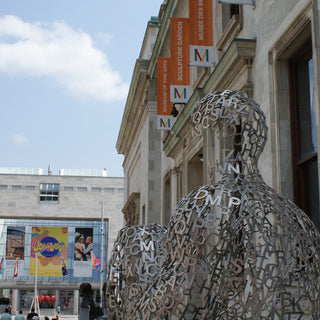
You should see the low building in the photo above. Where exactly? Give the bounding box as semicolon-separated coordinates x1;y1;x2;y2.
0;167;124;315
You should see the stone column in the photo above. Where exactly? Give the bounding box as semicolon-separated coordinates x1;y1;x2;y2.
55;290;59;313
73;290;79;315
12;289;19;314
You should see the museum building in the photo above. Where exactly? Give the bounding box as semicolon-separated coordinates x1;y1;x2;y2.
117;0;320;231
0;167;124;315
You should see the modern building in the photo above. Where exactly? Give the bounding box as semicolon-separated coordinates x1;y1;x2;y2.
117;0;320;230
0;167;124;315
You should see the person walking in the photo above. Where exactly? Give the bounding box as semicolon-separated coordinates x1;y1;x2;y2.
26;308;37;320
14;311;25;320
1;307;11;320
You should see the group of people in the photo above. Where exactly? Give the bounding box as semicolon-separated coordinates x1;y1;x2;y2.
1;307;37;320
1;307;59;320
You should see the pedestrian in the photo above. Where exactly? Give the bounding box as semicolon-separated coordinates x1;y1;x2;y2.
14;311;25;320
1;307;11;320
64;299;68;311
26;308;38;320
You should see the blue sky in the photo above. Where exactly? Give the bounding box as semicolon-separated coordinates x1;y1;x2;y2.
0;0;164;177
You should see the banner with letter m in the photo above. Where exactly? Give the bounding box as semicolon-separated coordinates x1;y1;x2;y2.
190;45;214;67
157;115;174;130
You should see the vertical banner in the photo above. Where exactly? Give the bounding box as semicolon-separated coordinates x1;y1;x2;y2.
5;226;25;278
189;0;214;66
157;57;174;130
170;17;191;103
73;228;93;277
30;227;68;277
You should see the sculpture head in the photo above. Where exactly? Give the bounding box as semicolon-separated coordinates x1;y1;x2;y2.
79;282;92;297
191;90;268;174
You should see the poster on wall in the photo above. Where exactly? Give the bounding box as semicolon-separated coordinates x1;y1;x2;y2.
4;226;25;277
29;227;68;277
6;226;25;260
73;228;93;277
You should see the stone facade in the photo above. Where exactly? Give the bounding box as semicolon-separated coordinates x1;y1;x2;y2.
117;0;320;230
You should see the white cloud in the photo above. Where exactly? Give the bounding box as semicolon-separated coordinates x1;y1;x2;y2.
12;133;29;144
96;32;114;44
0;15;129;103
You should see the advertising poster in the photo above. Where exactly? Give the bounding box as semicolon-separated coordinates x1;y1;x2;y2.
74;228;93;277
5;226;25;277
29;226;68;277
6;226;25;260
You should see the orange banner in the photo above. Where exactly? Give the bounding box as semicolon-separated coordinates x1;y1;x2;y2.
157;57;173;130
170;18;190;86
157;57;172;116
189;0;214;66
189;0;213;46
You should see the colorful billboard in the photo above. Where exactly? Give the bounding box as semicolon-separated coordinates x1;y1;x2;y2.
29;227;68;277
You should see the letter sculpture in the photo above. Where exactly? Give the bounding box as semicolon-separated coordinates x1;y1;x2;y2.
131;90;320;319
106;224;167;319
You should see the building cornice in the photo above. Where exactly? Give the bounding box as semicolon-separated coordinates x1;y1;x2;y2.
116;59;149;155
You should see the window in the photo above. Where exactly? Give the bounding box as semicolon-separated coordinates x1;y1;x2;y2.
64;187;74;191
164;175;171;225
222;4;240;31
0;185;8;190
12;185;22;190
290;43;319;227
40;184;59;202
142;205;146;225
91;187;101;192
78;187;87;192
104;188;114;193
217;3;242;57
25;186;35;190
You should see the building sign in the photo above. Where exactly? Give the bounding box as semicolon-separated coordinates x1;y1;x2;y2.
157;57;174;130
29;227;68;277
189;0;214;66
170;18;191;103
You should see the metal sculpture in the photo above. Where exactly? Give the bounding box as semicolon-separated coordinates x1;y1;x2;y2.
106;224;167;319
133;90;320;319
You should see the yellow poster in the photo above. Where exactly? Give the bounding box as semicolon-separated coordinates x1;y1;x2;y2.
29;227;68;277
